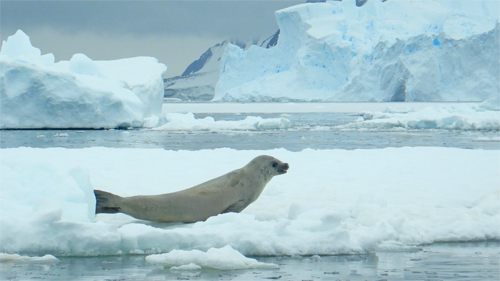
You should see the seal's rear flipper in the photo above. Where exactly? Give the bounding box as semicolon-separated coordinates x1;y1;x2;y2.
94;190;122;214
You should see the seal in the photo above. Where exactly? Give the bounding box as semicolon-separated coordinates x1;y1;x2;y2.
94;155;289;223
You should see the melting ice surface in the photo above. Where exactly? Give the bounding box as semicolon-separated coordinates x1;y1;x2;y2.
214;0;500;102
1;147;498;271
0;30;167;129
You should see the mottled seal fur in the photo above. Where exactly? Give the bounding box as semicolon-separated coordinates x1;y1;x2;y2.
94;155;289;222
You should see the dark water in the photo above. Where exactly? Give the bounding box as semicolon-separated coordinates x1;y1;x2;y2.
1;241;499;281
1;113;499;150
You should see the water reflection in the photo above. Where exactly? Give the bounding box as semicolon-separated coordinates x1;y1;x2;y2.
1;241;498;280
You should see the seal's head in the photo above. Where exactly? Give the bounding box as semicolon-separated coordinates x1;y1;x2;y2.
249;155;289;176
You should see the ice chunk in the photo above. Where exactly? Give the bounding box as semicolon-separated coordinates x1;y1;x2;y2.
0;253;59;263
0;30;54;66
68;53;102;76
0;162;95;224
145;245;278;270
153;112;290;131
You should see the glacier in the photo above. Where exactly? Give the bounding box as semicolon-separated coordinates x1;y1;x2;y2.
0;30;167;129
214;0;500;102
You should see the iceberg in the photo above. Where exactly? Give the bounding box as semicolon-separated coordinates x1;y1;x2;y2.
214;0;500;102
0;30;167;129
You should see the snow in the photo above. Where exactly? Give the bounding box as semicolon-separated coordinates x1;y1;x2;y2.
153;112;290;131
145;245;278;270
0;147;498;260
0;30;167;129
214;0;500;102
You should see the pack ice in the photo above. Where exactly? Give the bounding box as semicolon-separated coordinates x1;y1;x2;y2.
0;30;167;129
214;0;500;102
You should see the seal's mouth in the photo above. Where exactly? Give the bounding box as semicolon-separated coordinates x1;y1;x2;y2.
277;163;289;174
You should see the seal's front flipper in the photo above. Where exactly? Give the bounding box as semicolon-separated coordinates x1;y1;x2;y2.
221;200;247;214
94;190;122;214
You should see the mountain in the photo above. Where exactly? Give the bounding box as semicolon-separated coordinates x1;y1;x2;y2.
163;32;279;101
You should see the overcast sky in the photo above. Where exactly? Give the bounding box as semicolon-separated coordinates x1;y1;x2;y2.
1;0;303;77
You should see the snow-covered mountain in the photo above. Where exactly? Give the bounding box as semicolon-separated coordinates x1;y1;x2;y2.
164;32;279;101
214;0;499;102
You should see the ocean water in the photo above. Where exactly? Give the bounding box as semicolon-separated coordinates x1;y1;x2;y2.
1;112;499;150
1;242;498;280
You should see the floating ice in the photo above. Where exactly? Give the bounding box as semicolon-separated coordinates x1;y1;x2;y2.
153;112;290;131
340;100;500;130
0;253;59;263
0;30;167;129
146;245;278;270
0;147;498;257
169;263;202;271
214;0;499;102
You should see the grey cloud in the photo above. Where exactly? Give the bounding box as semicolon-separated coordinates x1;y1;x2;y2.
1;0;303;39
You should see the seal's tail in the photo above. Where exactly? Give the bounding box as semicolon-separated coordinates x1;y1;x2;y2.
94;190;122;214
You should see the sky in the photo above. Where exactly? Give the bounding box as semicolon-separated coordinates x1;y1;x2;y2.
0;0;303;77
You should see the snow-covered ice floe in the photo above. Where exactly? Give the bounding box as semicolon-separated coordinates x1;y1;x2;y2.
146;245;278;270
214;0;499;102
339;98;500;130
0;148;498;259
153;112;290;131
0;30;167;129
0;253;59;264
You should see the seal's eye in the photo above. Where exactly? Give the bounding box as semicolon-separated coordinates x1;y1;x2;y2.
272;162;278;168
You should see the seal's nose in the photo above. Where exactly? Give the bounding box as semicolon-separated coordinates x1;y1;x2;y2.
277;163;289;174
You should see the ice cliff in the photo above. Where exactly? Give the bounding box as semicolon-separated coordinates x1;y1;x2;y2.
214;0;500;102
0;30;167;129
